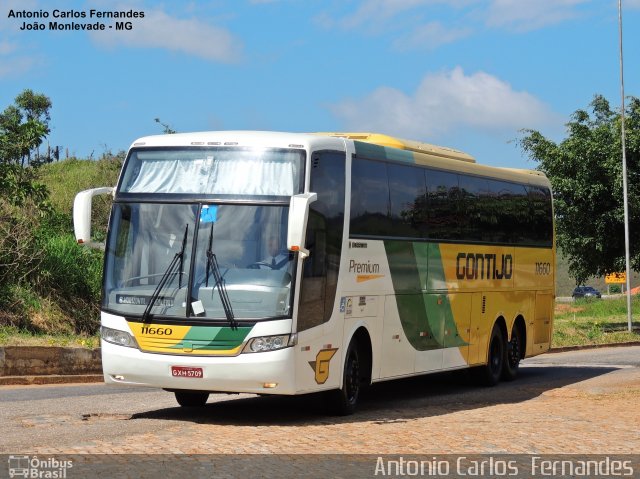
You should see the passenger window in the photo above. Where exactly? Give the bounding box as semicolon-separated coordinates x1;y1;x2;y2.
459;174;490;242
526;185;553;247
350;157;391;237
426;169;460;240
388;163;427;238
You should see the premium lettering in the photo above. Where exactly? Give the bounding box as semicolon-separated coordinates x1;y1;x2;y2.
349;260;380;274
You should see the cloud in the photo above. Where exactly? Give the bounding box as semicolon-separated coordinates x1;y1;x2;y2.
485;0;590;32
317;0;475;31
0;56;38;78
89;8;243;63
392;21;472;51
0;0;41;77
330;67;560;139
317;0;594;51
325;0;431;30
0;41;18;55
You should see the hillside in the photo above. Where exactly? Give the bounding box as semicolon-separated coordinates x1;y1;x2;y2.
0;157;122;337
555;249;639;297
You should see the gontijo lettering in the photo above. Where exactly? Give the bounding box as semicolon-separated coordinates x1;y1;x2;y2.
456;252;513;280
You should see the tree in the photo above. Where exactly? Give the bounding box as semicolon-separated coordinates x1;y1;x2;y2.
520;95;640;284
154;117;176;134
0;89;52;208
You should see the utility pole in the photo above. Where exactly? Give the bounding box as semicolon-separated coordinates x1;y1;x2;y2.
618;0;633;331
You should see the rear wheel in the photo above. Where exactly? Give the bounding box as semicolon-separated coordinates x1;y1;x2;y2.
502;324;522;381
330;340;361;415
174;391;209;407
478;324;504;386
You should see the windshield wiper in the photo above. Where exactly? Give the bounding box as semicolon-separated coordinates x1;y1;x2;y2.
142;224;189;323
205;223;237;330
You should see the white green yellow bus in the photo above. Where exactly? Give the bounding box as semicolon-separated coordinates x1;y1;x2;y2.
74;131;555;414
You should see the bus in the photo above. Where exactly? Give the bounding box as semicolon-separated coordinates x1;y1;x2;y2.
74;131;554;414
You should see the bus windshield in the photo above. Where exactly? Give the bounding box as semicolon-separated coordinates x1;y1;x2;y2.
119;146;304;196
103;202;295;321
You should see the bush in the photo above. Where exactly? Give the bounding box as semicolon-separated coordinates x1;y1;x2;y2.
36;233;103;300
0;156;122;337
34;232;103;333
0;199;103;334
0;199;44;286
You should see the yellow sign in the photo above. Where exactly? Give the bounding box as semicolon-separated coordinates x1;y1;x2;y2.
605;272;626;284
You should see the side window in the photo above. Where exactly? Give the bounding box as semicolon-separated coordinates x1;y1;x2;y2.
426;169;460;240
526;185;553;247
459;174;489;242
500;181;529;244
349;157;391;236
388;163;428;238
298;151;346;332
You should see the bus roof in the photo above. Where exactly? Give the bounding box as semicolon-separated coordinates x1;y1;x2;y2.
128;131;346;152
315;132;475;163
315;131;549;186
126;130;548;187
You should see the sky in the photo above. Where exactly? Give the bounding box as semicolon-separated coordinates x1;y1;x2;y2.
1;0;639;169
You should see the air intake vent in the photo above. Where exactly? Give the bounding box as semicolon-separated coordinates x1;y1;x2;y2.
482;295;487;314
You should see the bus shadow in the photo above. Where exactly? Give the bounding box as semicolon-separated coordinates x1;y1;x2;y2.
130;365;617;426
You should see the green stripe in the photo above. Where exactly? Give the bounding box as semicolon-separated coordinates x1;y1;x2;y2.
167;325;252;351
384;241;467;351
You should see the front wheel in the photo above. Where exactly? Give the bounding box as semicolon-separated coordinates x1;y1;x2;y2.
330;341;361;415
175;391;209;407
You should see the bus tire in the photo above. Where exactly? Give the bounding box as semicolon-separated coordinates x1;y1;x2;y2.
174;391;209;407
330;339;361;416
502;324;522;381
479;323;504;387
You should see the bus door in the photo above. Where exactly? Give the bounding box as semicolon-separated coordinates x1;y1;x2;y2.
294;150;346;392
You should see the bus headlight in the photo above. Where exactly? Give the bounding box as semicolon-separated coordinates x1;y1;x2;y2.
243;334;297;353
101;326;138;348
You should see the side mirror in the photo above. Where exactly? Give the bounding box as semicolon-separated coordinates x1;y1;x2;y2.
287;192;317;259
73;187;114;249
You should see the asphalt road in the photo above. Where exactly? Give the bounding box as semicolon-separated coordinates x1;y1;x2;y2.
1;346;639;455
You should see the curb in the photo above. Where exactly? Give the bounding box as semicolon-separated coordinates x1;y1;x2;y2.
0;346;102;386
548;341;640;354
0;374;104;386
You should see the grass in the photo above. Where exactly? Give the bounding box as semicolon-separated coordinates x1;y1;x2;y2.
37;156;121;215
553;296;640;348
0;326;99;349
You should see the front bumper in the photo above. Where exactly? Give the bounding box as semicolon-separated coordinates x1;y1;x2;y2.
101;339;297;395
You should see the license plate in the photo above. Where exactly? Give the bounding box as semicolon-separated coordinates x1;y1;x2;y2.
171;366;203;378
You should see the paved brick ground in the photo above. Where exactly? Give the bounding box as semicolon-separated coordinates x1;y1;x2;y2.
29;364;640;455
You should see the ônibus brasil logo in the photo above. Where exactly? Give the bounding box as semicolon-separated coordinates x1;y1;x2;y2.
8;455;73;478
